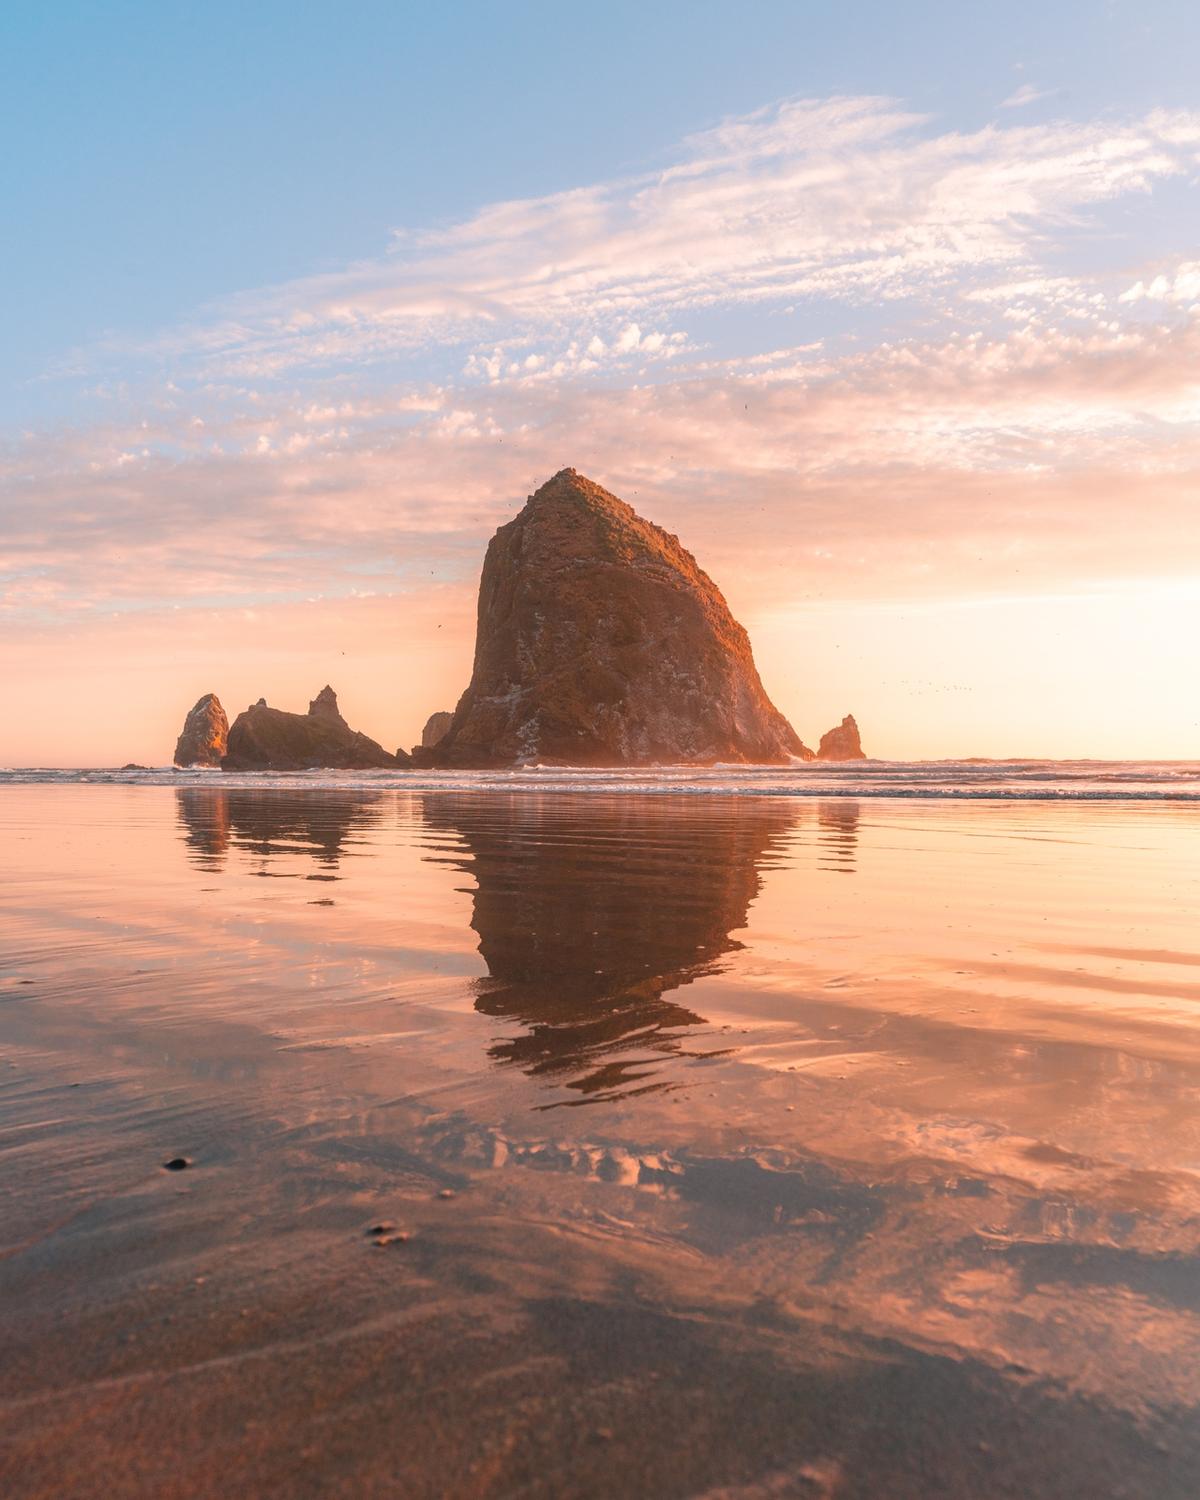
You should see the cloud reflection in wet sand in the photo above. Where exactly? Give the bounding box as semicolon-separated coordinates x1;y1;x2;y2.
3;786;1199;1496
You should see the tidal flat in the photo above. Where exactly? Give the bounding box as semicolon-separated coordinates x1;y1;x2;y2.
2;784;1199;1498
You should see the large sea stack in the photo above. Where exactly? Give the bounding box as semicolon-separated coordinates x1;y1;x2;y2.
174;693;229;767
426;469;810;767
222;686;407;771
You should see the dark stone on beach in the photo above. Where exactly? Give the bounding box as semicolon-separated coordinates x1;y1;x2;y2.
173;693;229;767
162;1156;192;1171
437;1188;456;1199
222;686;410;771
816;714;866;761
366;1222;397;1237
427;469;811;767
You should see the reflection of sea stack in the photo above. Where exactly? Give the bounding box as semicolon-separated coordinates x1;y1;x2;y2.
817;714;866;761
221;687;406;771
174;694;228;767
176;788;384;870
421;795;795;1100
422;470;811;768
817;799;861;872
175;787;231;867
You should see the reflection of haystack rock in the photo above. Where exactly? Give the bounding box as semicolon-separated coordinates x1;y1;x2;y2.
176;788;383;871
422;795;795;1101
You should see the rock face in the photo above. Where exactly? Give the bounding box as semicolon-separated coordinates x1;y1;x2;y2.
174;693;229;767
308;685;343;722
420;711;454;749
221;686;408;771
427;469;811;767
816;714;866;761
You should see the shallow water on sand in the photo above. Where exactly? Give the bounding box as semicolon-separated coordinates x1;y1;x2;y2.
2;786;1199;1498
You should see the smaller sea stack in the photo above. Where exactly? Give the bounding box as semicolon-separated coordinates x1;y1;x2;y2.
174;693;229;767
222;687;407;771
816;714;866;761
420;711;454;750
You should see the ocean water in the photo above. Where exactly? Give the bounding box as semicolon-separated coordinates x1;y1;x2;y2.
2;781;1199;1497
4;757;1200;798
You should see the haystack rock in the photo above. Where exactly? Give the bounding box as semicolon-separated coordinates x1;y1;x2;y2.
817;714;866;761
426;469;811;767
420;711;454;749
174;693;229;767
221;686;408;771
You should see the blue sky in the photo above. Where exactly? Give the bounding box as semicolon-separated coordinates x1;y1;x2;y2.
6;0;1197;415
3;1;1199;761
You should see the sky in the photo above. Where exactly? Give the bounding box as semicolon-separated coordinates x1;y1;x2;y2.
3;0;1199;765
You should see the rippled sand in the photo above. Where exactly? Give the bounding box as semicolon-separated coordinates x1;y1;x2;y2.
2;786;1199;1497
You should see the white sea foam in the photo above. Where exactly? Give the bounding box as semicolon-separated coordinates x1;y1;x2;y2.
3;760;1199;800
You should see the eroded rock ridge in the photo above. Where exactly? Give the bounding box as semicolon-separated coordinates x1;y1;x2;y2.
221;687;406;771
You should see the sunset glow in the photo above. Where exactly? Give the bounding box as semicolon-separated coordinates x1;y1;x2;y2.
6;12;1200;1497
3;5;1198;765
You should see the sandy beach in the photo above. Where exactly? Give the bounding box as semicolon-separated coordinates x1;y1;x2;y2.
2;783;1198;1496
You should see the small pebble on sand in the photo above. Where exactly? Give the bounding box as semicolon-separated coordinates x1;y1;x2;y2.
162;1156;192;1171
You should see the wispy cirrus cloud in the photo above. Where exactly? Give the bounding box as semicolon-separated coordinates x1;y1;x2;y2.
64;95;1200;383
1000;82;1058;109
8;304;1199;625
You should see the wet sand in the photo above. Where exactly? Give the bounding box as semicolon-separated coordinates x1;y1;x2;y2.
2;786;1199;1497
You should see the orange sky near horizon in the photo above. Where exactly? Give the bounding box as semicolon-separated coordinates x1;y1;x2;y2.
4;559;1198;766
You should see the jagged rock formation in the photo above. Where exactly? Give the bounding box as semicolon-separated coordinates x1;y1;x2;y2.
425;469;810;767
221;686;408;771
308;685;343;722
420;711;454;750
173;693;229;767
817;714;866;761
